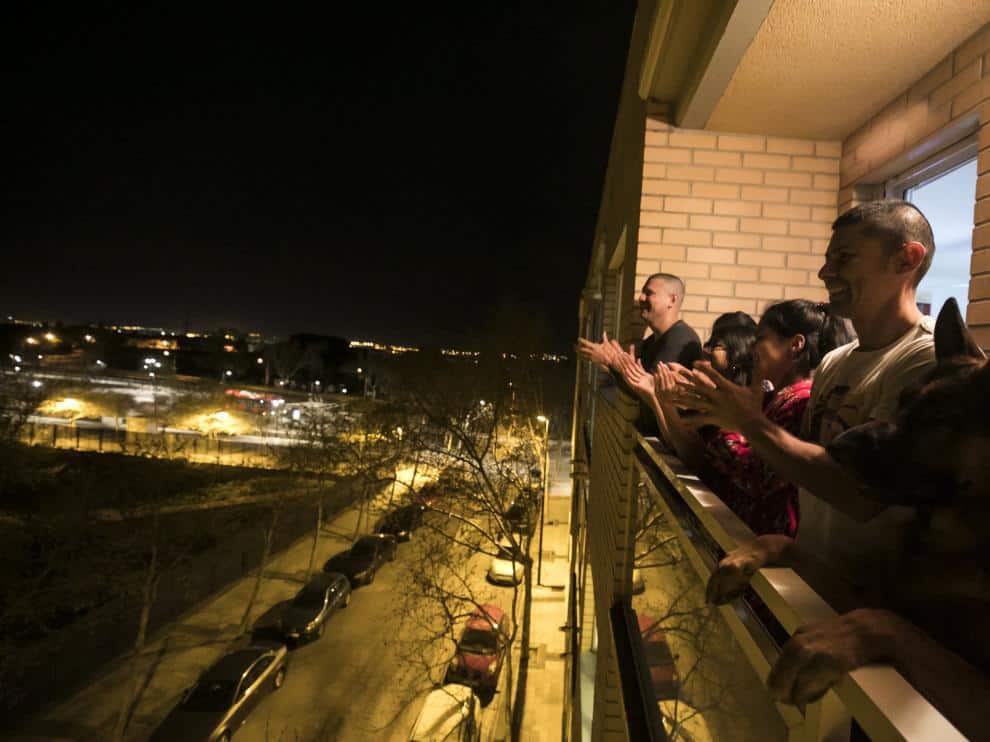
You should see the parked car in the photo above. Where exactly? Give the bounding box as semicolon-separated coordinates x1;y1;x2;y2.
375;503;426;542
150;643;288;742
638;614;679;701
414;483;445;509
503;487;540;535
323;534;397;585
487;539;525;586
446;604;510;693
659;699;712;741
632;568;645;594
276;572;351;642
408;684;481;742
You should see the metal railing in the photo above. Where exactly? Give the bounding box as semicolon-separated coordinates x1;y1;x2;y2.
634;433;966;742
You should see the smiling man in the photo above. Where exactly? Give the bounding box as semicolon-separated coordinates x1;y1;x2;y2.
578;272;702;373
698;200;938;588
577;272;702;435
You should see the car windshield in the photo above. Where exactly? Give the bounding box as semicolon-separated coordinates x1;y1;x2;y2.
458;628;499;655
292;588;326;609
182;679;236;712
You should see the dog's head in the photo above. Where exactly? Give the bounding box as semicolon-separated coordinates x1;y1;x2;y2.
828;299;990;507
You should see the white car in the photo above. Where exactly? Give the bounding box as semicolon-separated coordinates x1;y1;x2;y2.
487;540;525;585
659;700;712;741
409;683;481;741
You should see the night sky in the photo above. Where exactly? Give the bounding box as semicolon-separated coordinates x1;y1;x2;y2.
4;3;634;350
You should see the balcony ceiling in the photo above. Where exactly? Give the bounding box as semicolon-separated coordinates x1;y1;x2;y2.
704;0;990;139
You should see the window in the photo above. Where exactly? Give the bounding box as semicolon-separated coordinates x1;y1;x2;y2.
887;138;978;317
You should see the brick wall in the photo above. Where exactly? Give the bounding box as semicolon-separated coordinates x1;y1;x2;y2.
837;21;990;341
636;119;840;337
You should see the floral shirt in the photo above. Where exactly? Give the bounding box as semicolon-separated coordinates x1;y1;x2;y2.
700;379;812;538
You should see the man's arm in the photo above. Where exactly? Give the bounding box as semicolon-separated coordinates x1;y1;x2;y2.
768;608;990;741
738;414;884;521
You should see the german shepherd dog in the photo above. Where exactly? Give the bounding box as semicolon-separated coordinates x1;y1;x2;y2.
827;297;990;686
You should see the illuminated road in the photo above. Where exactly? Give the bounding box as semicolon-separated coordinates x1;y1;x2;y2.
234;517;511;742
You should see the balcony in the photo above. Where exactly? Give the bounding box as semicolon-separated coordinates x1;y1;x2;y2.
576;387;965;742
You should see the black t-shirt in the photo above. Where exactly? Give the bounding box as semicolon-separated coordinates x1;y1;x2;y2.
639;320;703;372
606;319;703;437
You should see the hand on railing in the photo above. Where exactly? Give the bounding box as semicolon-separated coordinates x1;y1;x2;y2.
706;533;794;605
705;538;774;605
767;608;898;707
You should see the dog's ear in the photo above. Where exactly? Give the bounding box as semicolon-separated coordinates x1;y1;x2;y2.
934;298;985;364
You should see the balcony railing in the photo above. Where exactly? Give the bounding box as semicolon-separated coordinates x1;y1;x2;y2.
630;431;966;741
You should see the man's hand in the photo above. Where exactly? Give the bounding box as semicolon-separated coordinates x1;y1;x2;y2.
577;331;620;370
768;609;895;706
672;361;763;432
613;346;656;401
705;538;775;605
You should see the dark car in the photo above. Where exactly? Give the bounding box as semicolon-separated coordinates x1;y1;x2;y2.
323;534;397;585
151;643;288;742
445;604;510;695
374;503;426;541
276;572;351;642
503;496;539;535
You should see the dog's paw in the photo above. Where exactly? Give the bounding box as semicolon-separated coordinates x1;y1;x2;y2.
767;609;893;706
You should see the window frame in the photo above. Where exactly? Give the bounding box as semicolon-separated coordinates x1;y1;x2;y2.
884;135;978;199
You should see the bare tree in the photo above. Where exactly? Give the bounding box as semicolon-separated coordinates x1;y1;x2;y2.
383;349;549;742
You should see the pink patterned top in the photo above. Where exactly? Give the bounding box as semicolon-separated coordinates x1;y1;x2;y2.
700;379;812;538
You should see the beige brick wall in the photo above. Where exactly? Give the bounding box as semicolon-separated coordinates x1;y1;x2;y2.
637;119;838;338
838;21;990;340
971;105;990;347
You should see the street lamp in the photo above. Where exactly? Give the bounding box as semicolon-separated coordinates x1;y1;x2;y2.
536;414;550;585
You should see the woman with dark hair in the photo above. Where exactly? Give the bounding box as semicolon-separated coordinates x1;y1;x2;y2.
703;311;757;386
617;300;854;537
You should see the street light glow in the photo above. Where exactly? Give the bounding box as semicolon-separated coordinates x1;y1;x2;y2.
31;380;43;388
225;370;233;377
536;415;548;423
257;357;264;364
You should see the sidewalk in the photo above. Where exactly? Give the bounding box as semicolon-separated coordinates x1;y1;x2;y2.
519;440;572;742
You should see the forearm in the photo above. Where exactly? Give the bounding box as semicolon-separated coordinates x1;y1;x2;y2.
738;414;883;522
654;398;707;474
874;611;990;740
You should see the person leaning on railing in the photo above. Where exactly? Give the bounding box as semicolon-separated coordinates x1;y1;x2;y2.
614;300;852;539
670;202;990;739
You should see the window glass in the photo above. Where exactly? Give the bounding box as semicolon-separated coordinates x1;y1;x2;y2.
905;158;977;318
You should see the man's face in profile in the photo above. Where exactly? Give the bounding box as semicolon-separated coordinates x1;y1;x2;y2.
638;278;673;332
819;223;899;320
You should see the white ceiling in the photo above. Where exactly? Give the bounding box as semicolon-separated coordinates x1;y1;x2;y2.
706;0;990;139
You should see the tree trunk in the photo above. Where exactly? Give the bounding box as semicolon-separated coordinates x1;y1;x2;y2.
239;504;280;635
113;507;161;741
306;491;323;579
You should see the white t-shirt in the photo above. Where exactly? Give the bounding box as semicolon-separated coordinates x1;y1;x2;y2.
797;317;936;588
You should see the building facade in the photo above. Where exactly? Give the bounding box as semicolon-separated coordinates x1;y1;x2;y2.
567;2;990;740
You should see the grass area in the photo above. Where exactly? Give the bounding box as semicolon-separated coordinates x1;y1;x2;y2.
0;441;282;512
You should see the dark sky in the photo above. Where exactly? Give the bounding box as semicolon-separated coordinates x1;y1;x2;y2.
4;3;634;350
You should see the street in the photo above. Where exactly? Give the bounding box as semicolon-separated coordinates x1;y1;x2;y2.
234;516;512;742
